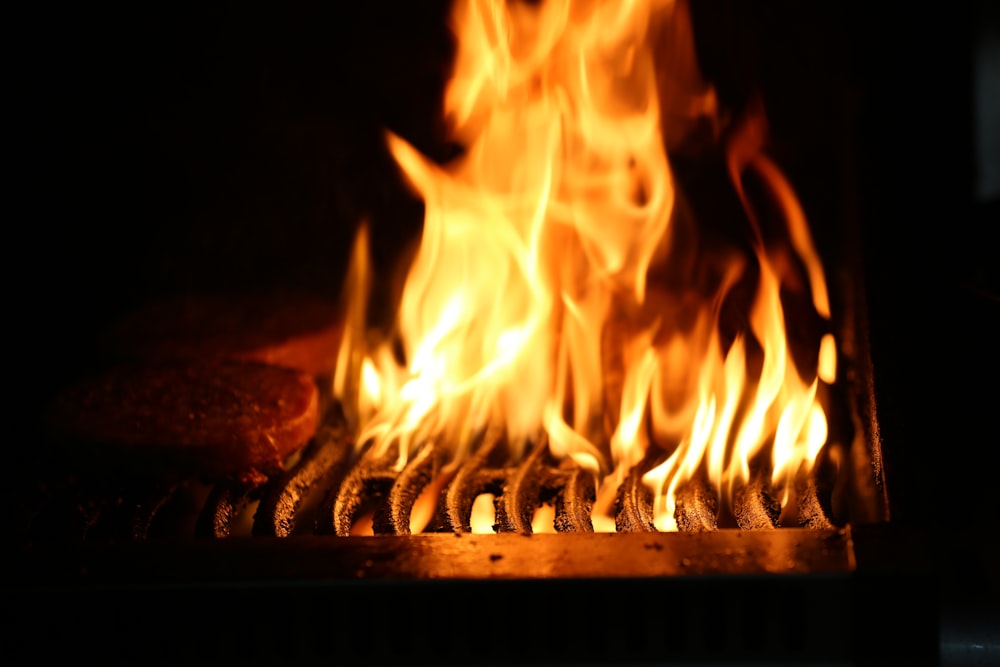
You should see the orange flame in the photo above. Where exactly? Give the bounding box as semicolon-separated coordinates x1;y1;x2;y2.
336;0;836;531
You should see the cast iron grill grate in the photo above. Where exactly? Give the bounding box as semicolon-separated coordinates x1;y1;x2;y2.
20;396;867;545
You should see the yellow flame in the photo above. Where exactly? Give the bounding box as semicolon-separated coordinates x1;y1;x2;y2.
470;493;497;533
532;503;557;533
335;0;836;532
819;332;837;384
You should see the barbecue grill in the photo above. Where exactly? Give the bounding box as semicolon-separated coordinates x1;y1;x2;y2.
8;1;998;665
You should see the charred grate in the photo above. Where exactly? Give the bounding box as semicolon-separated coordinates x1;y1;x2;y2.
20;398;864;545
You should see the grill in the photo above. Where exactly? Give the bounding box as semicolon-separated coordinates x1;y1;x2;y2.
15;404;875;542
1;254;908;667
9;1;998;666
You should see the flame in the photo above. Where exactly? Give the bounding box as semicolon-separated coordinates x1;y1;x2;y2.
335;0;836;531
470;493;497;533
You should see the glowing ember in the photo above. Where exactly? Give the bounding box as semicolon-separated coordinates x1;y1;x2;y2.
334;0;836;532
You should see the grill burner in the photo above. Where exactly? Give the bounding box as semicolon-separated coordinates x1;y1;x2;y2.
13;401;871;664
11;377;886;666
18;257;886;545
19;384;875;545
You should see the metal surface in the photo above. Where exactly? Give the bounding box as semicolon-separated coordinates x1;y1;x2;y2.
14;529;854;587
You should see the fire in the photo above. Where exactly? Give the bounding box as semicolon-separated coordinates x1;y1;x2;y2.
334;0;836;532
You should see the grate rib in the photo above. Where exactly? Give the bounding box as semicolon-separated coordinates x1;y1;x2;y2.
674;476;719;532
372;443;448;535
733;469;782;530
493;435;553;535
551;460;596;533
253;409;354;537
614;456;658;532
434;426;509;533
196;480;256;538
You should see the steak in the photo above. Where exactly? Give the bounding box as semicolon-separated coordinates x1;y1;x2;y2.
47;360;320;484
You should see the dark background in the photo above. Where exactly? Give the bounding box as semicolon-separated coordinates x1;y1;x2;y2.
10;0;998;637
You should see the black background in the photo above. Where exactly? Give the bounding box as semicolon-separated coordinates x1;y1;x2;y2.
9;0;998;651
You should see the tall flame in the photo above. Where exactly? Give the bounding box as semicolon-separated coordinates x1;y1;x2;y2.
335;0;836;531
